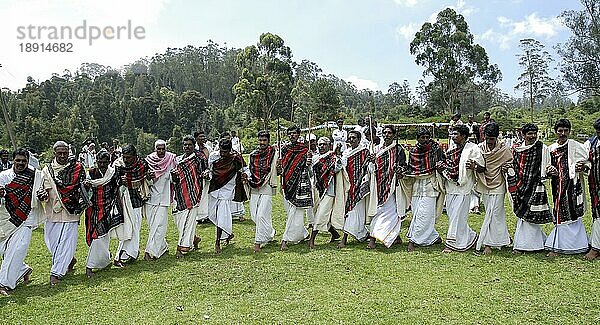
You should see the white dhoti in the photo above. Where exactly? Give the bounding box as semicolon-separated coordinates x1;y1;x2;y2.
513;218;546;251
306;207;314;226
250;192;275;245
174;207;198;249
476;194;511;250
545;218;589;254
407;196;440;246
145;204;169;258
209;197;233;240
0;226;33;290
44;221;78;277
230;201;245;217
116;207;142;261
313;195;335;232
344;199;368;241
469;191;480;210
86;235;111;269
445;194;477;251
591;218;600;251
282;199;309;243
370;196;402;248
196;182;210;221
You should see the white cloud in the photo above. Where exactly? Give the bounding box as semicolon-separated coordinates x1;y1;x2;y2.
393;0;420;7
477;13;564;50
396;23;420;41
344;75;380;91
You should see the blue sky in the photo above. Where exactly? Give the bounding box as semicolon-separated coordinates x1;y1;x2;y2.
0;0;582;98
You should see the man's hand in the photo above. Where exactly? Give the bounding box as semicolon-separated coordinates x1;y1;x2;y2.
146;170;155;180
0;186;5;198
501;162;512;174
436;161;445;171
276;161;282;175
575;161;589;173
546;165;558;177
368;153;376;163
241;172;249;183
37;188;49;201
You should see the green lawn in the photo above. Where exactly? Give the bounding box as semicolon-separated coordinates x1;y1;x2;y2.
1;194;599;324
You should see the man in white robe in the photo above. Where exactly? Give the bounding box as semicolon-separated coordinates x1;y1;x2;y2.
331;119;348;153
230;131;246;221
308;137;343;249
144;140;176;260
404;128;444;251
368;125;410;249
0;149;43;295
507;123;553;253
338;130;375;248
245;131;278;252
439;125;483;253
113;145;152;265
545;118;590;257
41;141;89;285
208;138;247;254
585;118;600;260
194;130;212;223
475;122;512;254
172;136;207;258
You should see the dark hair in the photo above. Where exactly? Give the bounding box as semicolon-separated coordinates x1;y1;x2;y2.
521;123;538;134
193;130;205;138
483;122;500;137
383;125;396;135
183;135;196;144
287;125;300;134
454;124;470;137
348;130;362;140
96;151;110;161
452;113;461;119
221;131;231;139
12;147;29;160
257;130;271;140
122;144;137;156
416;128;431;138
0;149;8;155
554;118;571;132
594;118;600;131
483;111;491;116
219;138;232;151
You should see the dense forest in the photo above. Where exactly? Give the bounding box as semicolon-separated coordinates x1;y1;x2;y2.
1;3;600;160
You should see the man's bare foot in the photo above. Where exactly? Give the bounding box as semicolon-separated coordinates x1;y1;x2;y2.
442;247;453;254
86;267;95;278
584;249;599;260
512;249;523;255
193;236;201;249
338;237;347;249
329;227;340;242
434;237;443;244
22;268;33;285
239;216;246;222
0;286;11;296
407;242;415;252
394;236;402;245
280;241;288;251
367;238;376;249
547;251;559;258
113;260;126;268
67;257;77;273
483;246;493;255
144;252;152;261
226;234;235;245
215;243;222;254
176;251;184;259
254;244;261;253
50;275;61;286
308;239;316;249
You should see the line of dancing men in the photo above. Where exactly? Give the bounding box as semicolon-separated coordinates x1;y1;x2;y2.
2;117;600;296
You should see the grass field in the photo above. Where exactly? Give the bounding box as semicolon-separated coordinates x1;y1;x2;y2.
1;193;600;324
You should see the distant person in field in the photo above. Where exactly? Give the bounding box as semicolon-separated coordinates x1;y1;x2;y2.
0;149;13;171
278;125;312;251
171;136;208;258
229;131;246;222
245;131;278;253
507;123;553;253
332;118;348;153
448;112;463;150
465;114;479;143
113;144;152;265
478;111;493;143
194;130;212;224
84;150;132;277
41;141;89;285
0;148;43;296
474;122;512;255
308;137;343;249
545;119;590;257
27;148;40;169
585;118;600;260
338;130;374;248
404;128;444;252
438;125;482;253
111;139;122;162
144;140;176;261
208;138;247;254
367;125;409;249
